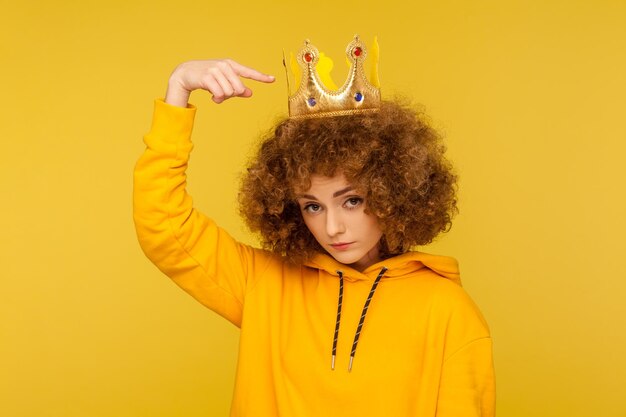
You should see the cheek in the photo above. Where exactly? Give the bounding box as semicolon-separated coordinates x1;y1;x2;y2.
359;212;383;236
373;216;384;234
302;215;322;238
370;222;384;241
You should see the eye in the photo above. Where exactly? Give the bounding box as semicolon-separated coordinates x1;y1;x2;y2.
344;197;364;209
303;203;322;214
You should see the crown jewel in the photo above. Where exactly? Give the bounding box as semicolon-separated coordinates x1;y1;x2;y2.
285;35;381;119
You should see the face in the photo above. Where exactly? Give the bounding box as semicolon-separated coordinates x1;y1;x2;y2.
296;173;384;272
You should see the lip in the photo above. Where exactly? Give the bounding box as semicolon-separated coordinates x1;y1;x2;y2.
330;242;354;251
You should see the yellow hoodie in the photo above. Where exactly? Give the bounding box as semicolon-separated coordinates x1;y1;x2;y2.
133;99;495;417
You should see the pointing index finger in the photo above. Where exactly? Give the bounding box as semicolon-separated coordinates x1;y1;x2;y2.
227;60;275;83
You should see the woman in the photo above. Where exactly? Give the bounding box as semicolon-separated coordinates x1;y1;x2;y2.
134;48;495;416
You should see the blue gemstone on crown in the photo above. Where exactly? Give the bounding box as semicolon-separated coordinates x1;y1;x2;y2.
354;92;363;102
307;97;317;107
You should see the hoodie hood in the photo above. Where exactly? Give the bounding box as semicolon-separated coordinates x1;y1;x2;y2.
305;250;462;371
305;250;461;286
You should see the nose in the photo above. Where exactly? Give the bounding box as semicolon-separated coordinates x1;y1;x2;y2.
325;208;346;237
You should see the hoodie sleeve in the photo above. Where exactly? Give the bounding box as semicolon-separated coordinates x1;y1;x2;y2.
133;99;271;327
436;337;495;417
435;284;496;417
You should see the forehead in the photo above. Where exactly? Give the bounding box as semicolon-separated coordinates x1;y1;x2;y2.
297;173;352;196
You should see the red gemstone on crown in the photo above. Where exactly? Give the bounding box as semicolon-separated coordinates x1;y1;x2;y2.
304;52;313;62
354;47;362;57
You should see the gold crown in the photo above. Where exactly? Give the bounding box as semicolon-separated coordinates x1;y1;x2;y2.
284;35;381;119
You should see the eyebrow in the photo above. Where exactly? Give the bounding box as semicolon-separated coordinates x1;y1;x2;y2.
299;186;355;200
332;186;355;198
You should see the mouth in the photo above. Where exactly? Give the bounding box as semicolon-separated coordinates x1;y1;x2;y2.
330;242;354;251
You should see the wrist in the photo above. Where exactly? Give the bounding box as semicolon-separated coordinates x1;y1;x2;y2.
165;76;191;108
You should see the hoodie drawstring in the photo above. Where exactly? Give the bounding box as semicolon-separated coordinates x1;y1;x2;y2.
332;267;388;372
331;271;344;371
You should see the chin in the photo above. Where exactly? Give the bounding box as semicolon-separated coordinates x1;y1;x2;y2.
328;251;364;266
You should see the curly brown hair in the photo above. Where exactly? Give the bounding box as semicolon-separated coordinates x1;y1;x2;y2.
239;99;458;264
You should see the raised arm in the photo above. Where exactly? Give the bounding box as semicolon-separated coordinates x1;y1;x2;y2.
133;59;275;326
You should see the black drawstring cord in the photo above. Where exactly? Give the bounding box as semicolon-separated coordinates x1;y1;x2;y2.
331;267;388;372
331;270;344;370
349;267;387;371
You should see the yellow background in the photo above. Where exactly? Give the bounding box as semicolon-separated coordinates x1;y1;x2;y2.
1;0;625;416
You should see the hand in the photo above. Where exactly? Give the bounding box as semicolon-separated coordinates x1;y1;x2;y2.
165;59;275;107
